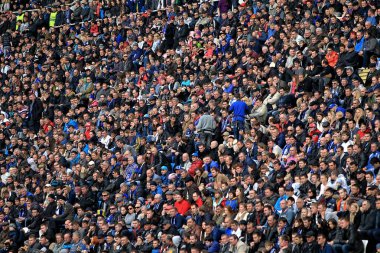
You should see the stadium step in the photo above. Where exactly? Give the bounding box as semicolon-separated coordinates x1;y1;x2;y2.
359;68;370;84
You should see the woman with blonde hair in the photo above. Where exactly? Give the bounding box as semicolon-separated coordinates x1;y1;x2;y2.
330;136;342;154
327;110;336;125
352;90;362;101
335;111;344;130
348;202;361;229
327;110;339;130
354;108;365;127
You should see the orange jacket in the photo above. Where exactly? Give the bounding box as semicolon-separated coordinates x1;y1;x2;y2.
336;198;348;212
325;51;339;67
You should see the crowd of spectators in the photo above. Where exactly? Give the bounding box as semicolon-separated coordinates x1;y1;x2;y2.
0;0;380;253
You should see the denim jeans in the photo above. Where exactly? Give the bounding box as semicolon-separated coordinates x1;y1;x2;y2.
333;243;353;253
233;120;244;140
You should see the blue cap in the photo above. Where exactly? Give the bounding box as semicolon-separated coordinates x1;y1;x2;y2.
210;161;219;169
175;166;183;170
192;152;199;157
143;114;150;119
328;104;337;109
161;166;168;170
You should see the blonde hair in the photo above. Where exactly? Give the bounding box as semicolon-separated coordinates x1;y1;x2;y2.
354;108;365;124
349;202;359;224
327;111;336;124
333;136;341;144
336;111;344;119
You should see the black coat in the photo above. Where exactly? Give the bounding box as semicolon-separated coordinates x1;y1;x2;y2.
55;11;65;26
26;215;43;234
175;24;189;41
77;192;95;211
104;175;124;193
28;98;43;123
135;163;148;184
333;225;364;252
302;241;319;253
43;201;57;218
343;50;360;68
359;209;376;231
263;224;278;242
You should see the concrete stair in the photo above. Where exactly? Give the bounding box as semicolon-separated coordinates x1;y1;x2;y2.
359;68;370;84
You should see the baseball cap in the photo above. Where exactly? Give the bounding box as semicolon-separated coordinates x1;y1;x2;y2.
192;152;199;157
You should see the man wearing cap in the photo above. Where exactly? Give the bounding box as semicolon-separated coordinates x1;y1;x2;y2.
150;181;163;196
183;177;200;202
42;193;57;218
188;152;203;177
328;103;346;116
318;121;331;140
344;42;360;68
51;195;74;230
161;219;180;236
0;221;10;246
303;231;318;252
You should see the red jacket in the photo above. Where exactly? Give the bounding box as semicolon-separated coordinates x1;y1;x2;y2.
325;51;339;67
188;160;203;177
195;197;203;207
174;199;191;215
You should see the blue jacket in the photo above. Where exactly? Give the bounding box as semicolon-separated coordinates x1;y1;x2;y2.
367;151;380;172
225;198;238;211
224;83;234;93
355;37;365;52
206;241;220;253
319;243;333;253
63;119;78;133
170;213;186;229
210;227;222;242
229;100;249;122
130;48;142;61
274;195;288;212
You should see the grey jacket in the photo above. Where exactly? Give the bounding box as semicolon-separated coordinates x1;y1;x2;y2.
196;114;216;132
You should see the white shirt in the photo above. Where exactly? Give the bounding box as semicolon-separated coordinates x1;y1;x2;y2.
100;135;112;149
